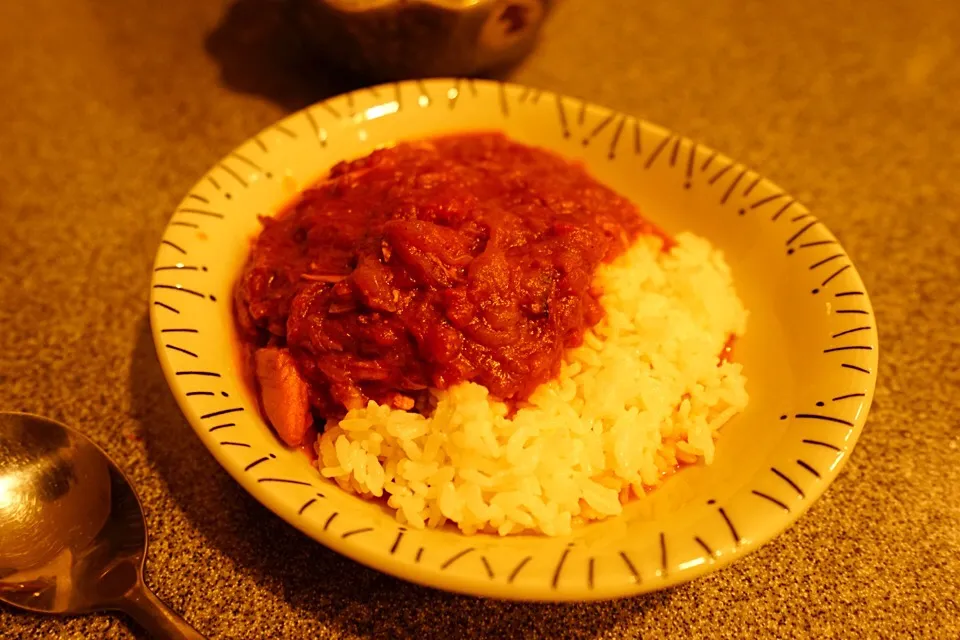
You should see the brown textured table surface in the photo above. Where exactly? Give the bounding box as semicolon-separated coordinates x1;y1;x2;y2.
2;0;959;638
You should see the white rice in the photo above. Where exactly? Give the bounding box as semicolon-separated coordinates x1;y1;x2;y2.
316;232;748;536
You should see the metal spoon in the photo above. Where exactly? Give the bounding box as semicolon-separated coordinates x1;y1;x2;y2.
0;412;204;639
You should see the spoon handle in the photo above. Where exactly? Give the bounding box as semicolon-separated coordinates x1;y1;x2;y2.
118;580;206;640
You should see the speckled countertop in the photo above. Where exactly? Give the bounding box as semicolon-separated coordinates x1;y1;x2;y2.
1;0;958;638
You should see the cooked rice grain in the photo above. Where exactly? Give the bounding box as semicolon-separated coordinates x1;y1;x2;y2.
317;232;748;535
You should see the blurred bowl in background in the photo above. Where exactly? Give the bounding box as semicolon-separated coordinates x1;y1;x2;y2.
292;0;553;81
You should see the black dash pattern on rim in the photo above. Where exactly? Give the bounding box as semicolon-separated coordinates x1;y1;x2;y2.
842;363;872;374
619;551;640;582
161;328;198;334
274;123;297;138
154;301;180;314
752;490;790;512
694;537;714;557
786;221;820;245
298;498;317;515
176;370;221;377
219;441;250;448
324;512;338;530
345;91;356;117
832;326;871;338
219;162;248;188
803;439;842;451
685;141;697;187
772;467;805;497
165;344;198;358
707;163;733;185
320;101;342;120
555;94;570;138
720;167;747;205
743;174;762;197
552;546;572;588
257;477;312;486
669;137;680;167
154;284;205;299
794;413;854;427
607;115;626;159
185;389;211;396
390;530;404;554
481;556;495;579
498;82;509;117
659;532;668;576
821;264;851;286
508;556;532;583
155;265;198;272
750;192;786;209
700;149;718;172
208;423;235;433
809;254;844;270
200;407;244;420
823;345;873;353
798;240;836;250
441;548;475;570
588;557;595;589
719;507;741;544
581;111;615;146
341;527;374;539
796;460;821;478
175;208;224;219
304;110;324;147
771;199;795;221
160;240;187;255
244;455;272;472
644;135;673;169
833;392;867;401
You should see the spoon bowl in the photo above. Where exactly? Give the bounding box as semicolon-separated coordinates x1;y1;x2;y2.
0;412;203;639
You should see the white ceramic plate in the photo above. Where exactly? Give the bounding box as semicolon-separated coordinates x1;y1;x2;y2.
149;79;878;601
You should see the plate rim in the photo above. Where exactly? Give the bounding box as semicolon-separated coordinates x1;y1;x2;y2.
149;78;879;601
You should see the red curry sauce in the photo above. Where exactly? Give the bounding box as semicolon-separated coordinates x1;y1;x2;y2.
235;133;668;423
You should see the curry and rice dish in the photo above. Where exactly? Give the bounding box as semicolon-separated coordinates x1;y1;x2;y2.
234;132;748;536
